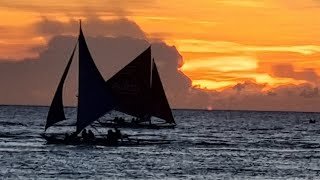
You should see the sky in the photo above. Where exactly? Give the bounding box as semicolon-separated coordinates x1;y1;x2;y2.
0;0;320;111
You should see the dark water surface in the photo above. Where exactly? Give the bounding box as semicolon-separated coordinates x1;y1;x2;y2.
0;105;320;179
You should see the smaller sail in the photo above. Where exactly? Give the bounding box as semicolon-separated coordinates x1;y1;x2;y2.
151;59;175;124
106;47;152;118
76;25;115;132
45;43;77;130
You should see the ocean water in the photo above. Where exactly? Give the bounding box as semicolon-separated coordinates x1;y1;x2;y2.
0;105;320;179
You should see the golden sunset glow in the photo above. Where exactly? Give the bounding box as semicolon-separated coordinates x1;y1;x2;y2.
0;0;320;90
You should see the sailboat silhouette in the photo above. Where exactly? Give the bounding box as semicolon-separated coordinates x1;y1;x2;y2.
41;21;172;146
104;47;176;129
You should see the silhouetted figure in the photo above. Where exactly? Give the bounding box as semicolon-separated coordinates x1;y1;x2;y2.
118;117;124;124
115;128;122;142
69;132;78;139
114;117;119;123
64;132;80;144
107;129;117;144
142;114;151;125
64;133;70;142
309;118;316;123
88;130;95;141
82;129;88;141
131;118;140;125
113;117;125;124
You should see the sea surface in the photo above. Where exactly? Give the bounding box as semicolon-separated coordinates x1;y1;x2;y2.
0;105;320;179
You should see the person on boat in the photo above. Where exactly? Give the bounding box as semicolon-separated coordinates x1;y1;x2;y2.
131;118;135;124
115;128;123;142
82;129;89;142
309;118;316;123
107;129;117;144
69;132;78;139
114;117;119;123
131;118;139;124
88;130;95;141
64;133;70;142
64;132;80;143
141;114;151;125
118;117;125;124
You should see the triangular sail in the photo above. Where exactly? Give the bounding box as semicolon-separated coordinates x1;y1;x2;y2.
151;59;175;124
76;25;115;132
106;47;152;118
45;44;77;130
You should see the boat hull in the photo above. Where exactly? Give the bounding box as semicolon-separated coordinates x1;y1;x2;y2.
41;134;170;147
100;121;176;129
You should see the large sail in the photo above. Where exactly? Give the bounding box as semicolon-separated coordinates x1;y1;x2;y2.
45;44;77;130
106;47;152;118
151;59;175;124
77;25;115;132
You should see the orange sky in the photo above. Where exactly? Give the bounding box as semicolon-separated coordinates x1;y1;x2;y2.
0;0;320;91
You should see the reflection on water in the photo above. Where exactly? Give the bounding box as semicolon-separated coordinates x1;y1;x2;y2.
0;105;320;179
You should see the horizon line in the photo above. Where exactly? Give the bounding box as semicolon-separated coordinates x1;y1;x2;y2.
0;104;319;114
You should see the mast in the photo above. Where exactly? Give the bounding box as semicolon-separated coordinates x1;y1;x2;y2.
146;56;153;124
150;57;153;89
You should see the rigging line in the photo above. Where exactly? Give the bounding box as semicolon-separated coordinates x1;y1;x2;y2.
150;57;153;89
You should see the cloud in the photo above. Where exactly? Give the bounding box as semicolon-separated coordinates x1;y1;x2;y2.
232;81;265;93
271;64;320;84
177;39;320;55
209;81;320;112
216;0;265;7
33;17;146;40
0;0;157;16
181;56;258;72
